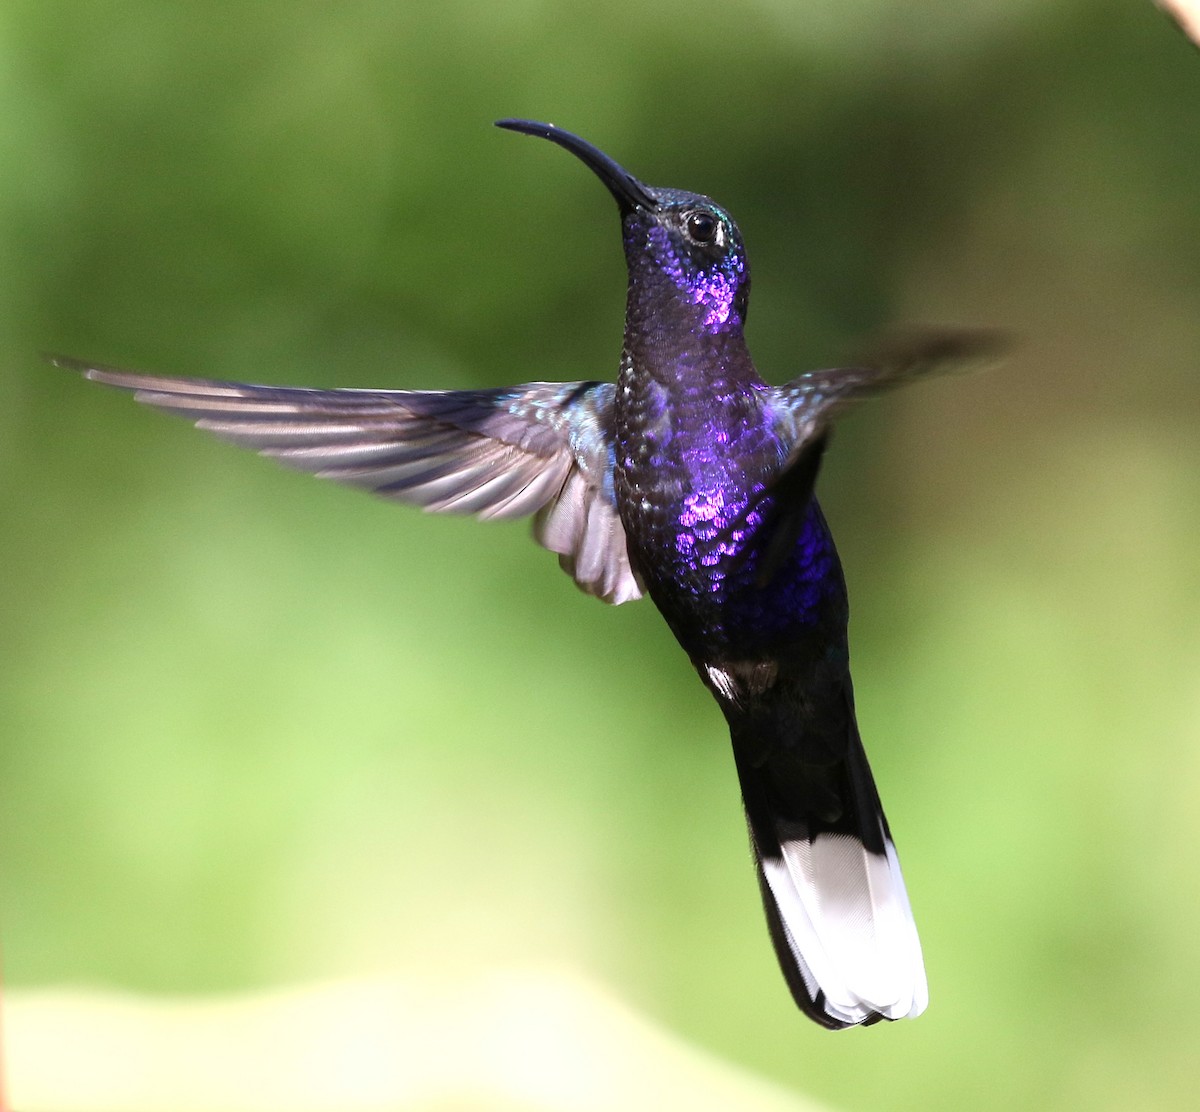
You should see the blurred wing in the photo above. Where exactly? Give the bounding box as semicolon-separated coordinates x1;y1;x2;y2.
54;356;643;605
741;328;1007;587
771;326;1009;442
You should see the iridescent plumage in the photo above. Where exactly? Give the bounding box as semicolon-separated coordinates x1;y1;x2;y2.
58;119;997;1028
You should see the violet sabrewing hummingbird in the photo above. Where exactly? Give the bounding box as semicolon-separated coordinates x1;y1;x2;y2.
56;119;990;1028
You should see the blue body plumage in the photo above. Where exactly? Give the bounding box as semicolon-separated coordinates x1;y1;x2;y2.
53;119;993;1028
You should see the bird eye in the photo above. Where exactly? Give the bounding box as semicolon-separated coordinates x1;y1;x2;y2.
684;210;718;244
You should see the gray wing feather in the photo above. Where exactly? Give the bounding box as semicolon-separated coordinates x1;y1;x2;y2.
56;357;643;605
533;469;640;605
772;327;1007;443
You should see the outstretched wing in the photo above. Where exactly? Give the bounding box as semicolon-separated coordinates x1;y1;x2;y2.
771;326;1008;443
54;356;643;605
737;328;1007;587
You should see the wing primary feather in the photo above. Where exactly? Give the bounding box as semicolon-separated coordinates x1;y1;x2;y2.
57;357;641;605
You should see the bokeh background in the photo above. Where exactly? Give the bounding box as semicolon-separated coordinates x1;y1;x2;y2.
4;0;1200;1108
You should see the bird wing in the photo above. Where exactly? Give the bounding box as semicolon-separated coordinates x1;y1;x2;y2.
54;356;643;606
772;326;1007;442
743;328;1007;586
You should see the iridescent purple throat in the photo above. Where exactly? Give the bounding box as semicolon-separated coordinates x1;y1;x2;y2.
646;225;745;331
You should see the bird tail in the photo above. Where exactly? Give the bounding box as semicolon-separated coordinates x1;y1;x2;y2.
731;724;928;1029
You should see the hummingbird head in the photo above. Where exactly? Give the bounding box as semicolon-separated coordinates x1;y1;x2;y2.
497;119;750;333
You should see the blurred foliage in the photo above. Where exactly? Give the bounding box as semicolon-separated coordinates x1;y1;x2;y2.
4;0;1200;1108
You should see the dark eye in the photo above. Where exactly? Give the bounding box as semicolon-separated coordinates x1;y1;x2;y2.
684;210;718;244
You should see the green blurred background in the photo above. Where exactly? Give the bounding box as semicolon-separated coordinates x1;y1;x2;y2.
4;0;1200;1107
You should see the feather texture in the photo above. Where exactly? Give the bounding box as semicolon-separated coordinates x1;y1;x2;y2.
53;357;642;605
730;707;928;1030
760;832;926;1027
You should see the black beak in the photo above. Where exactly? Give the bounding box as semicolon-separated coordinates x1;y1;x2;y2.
496;119;657;214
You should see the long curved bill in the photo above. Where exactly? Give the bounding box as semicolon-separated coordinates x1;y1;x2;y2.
496;118;658;214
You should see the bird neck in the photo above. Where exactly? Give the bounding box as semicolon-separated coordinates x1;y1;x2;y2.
619;272;760;399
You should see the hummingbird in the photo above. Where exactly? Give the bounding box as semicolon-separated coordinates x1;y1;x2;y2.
56;119;991;1029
